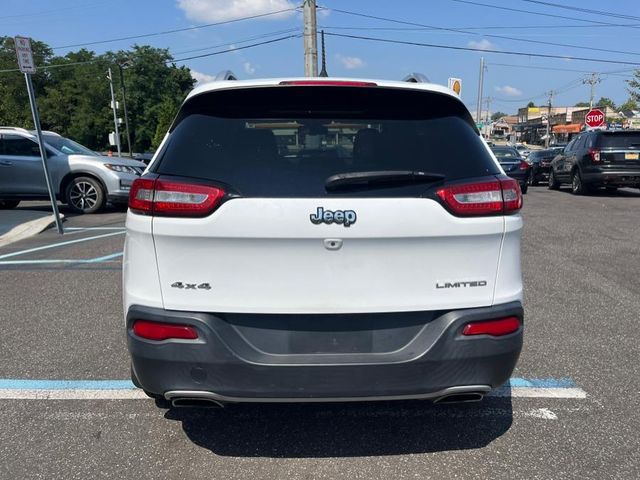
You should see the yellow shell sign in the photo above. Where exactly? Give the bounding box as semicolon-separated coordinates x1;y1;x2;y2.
448;77;462;96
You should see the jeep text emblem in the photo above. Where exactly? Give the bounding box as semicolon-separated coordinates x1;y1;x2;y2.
310;207;357;227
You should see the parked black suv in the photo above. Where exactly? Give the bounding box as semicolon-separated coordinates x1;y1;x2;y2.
528;147;563;185
548;130;640;194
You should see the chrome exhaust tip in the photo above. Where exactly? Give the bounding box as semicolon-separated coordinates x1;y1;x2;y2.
170;397;224;408
433;392;485;404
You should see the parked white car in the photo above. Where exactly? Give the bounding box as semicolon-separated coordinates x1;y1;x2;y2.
0;127;146;213
124;76;524;408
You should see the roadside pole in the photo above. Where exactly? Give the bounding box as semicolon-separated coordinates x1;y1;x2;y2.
303;0;318;77
107;67;122;157
475;57;485;123
14;36;64;234
117;63;133;158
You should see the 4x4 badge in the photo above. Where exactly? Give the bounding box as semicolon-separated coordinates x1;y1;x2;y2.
171;282;211;290
310;207;357;227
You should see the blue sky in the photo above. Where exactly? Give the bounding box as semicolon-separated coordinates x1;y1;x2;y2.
3;0;640;114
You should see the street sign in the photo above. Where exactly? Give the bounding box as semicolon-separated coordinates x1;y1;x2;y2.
585;108;605;128
14;36;36;74
448;77;462;96
14;36;64;234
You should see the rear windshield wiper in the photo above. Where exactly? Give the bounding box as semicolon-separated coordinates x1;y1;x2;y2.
325;170;445;191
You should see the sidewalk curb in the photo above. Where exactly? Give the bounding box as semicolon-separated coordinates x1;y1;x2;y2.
0;214;65;249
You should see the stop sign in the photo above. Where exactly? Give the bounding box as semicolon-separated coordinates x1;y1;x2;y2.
585;108;605;128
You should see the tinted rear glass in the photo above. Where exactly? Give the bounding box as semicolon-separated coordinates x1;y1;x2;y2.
491;147;520;159
153;86;499;197
597;132;640;148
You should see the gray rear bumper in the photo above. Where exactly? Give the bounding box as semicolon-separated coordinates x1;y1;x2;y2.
127;302;523;402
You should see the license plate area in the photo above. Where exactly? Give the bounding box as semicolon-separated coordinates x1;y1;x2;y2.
625;152;639;160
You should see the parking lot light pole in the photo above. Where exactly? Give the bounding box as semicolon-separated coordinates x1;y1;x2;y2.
117;62;133;158
107;67;121;157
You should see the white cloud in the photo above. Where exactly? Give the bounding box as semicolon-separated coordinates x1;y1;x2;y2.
190;69;215;84
243;62;257;75
177;0;296;23
494;85;523;97
468;39;496;51
336;54;365;70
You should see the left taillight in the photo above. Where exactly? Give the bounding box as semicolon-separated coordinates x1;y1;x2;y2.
132;320;198;341
519;160;530;170
436;178;522;216
462;316;521;337
128;177;225;217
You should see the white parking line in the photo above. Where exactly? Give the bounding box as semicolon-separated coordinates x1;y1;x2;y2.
0;231;125;260
0;389;146;400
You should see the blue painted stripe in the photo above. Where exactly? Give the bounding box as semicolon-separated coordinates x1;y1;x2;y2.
0;379;136;390
0;378;576;391
508;377;575;388
0;231;125;260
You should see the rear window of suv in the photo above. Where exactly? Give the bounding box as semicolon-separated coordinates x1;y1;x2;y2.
597;132;640;149
152;85;500;197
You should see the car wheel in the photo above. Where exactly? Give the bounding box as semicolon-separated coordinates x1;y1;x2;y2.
605;186;618;192
548;170;560;190
65;176;105;214
529;175;538;186
521;183;528;194
571;170;589;195
0;200;20;209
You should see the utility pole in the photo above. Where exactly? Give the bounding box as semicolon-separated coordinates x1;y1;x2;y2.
545;90;554;148
583;73;601;108
485;96;492;123
303;0;318;77
117;63;133;157
476;57;485;123
107;67;121;157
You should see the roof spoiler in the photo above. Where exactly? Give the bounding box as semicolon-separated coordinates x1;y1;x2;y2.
402;73;430;83
214;70;238;81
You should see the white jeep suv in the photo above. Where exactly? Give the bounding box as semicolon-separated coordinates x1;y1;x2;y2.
124;77;523;407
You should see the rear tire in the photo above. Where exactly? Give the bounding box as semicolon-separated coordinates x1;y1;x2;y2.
65;176;105;214
520;183;528;194
0;200;20;209
571;170;589;195
605;186;618;192
548;170;560;190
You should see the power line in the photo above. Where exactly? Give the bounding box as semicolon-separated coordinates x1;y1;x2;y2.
0;1;110;20
323;32;640;66
448;0;640;29
319;23;640;31
519;1;640;22
0;35;298;74
51;7;299;50
489;63;636;75
171;35;299;63
171;28;300;55
326;7;640;57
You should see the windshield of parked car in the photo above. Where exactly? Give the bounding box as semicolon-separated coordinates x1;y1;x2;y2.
44;135;98;156
153;86;500;197
491;147;520;159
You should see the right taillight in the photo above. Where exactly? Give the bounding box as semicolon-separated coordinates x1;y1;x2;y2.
462;316;521;336
128;177;225;217
436;178;522;216
132;320;198;341
589;148;601;163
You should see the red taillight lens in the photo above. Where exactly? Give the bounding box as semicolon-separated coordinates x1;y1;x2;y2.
132;320;198;341
436;178;522;216
129;178;155;214
462;316;520;336
128;177;225;217
278;80;378;87
589;148;601;163
519;160;530;170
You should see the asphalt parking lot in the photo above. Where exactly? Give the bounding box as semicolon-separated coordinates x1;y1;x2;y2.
1;187;639;480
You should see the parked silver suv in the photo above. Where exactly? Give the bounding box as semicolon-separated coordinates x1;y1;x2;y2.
0;127;146;213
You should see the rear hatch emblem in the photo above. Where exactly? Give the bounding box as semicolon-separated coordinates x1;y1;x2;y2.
310;207;357;227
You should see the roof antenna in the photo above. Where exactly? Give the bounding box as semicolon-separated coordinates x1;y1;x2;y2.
319;30;329;77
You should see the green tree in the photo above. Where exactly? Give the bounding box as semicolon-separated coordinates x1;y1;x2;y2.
527;101;535;108
0;36;53;127
491;111;507;121
595;97;616;110
619;98;638;111
574;102;590;107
